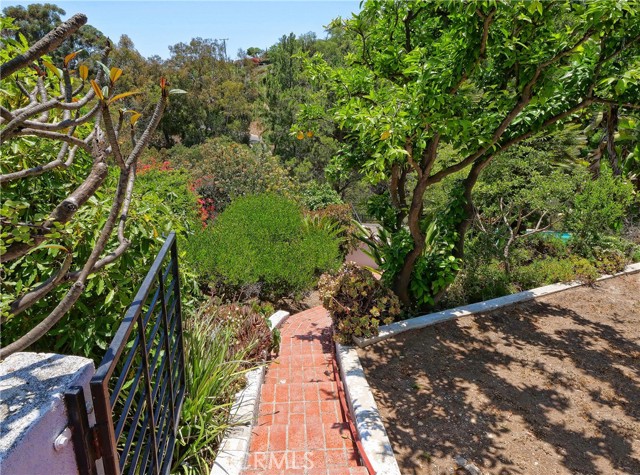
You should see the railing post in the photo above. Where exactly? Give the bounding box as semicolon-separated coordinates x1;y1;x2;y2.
157;268;176;436
170;236;186;422
65;386;98;475
90;379;119;475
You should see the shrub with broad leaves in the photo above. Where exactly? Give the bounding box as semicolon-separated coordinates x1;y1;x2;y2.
318;263;401;344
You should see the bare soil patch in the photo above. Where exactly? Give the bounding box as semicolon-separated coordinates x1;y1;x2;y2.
358;273;640;475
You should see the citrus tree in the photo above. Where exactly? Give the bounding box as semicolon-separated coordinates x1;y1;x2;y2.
299;0;640;307
0;14;184;357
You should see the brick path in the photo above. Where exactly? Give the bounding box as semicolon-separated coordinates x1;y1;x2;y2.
242;306;367;475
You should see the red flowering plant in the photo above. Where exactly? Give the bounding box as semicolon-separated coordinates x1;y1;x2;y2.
138;156;173;175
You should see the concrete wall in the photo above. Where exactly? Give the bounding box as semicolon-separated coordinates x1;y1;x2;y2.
0;352;95;475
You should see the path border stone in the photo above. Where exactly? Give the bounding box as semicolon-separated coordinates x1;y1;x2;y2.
335;343;401;475
354;262;640;347
210;311;290;475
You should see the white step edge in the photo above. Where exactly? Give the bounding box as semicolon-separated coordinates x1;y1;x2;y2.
210;310;290;475
354;262;640;348
335;342;402;475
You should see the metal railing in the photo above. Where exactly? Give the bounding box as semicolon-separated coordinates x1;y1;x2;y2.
87;232;186;475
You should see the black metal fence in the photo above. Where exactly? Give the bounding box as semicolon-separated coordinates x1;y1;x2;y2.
69;232;186;475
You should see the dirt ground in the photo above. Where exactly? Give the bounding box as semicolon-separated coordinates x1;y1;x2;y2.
358;273;640;475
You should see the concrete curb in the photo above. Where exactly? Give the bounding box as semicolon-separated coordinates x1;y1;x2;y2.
354;262;640;347
335;343;401;475
210;311;290;475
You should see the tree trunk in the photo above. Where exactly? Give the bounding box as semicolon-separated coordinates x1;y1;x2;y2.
454;160;490;262
606;105;621;175
392;174;428;306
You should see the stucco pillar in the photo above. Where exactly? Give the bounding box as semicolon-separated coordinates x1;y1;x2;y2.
0;352;95;475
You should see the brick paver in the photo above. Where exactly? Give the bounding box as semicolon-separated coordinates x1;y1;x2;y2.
242;306;368;475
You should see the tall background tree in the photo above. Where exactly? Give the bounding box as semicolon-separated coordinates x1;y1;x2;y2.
2;3;109;59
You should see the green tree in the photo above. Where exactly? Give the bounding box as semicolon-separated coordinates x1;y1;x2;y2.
263;32;353;187
473;136;587;273
160;37;257;146
299;0;640;307
246;46;263;58
2;3;108;60
166;137;298;217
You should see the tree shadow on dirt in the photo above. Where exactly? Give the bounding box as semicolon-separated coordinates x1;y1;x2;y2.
359;296;640;475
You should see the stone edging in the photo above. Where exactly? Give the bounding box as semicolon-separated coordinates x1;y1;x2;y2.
355;262;640;347
335;342;402;475
210;311;290;475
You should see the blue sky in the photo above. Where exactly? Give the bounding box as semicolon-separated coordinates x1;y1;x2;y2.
3;1;361;59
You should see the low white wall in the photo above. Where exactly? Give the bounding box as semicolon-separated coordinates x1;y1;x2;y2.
335;343;401;475
356;262;640;347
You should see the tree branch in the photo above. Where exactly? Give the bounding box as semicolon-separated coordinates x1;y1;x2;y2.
13;128;91;151
592;97;640;110
0;14;87;79
0;143;78;183
101;104;126;168
8;251;73;317
0;165;130;358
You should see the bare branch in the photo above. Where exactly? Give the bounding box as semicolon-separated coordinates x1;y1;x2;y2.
101;104;126;168
17;102;100;133
48;162;109;223
13;128;91;151
125;96;167;167
0;106;13;122
0;14;87;79
592;97;640;110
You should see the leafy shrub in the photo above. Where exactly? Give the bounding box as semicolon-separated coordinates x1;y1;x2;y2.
185;194;340;299
306;204;360;256
571;257;600;285
511;258;572;289
318;263;401;344
444;253;603;307
172;311;256;474
526;234;570;261
440;263;515;307
301;182;343;211
591;247;629;275
214;302;275;360
163;138;299;220
566;167;634;248
599;235;640;261
512;256;599;290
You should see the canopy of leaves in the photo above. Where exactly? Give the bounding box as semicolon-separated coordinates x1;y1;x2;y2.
297;0;640;306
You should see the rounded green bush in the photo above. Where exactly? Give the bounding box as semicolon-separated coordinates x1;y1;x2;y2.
186;194;340;299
